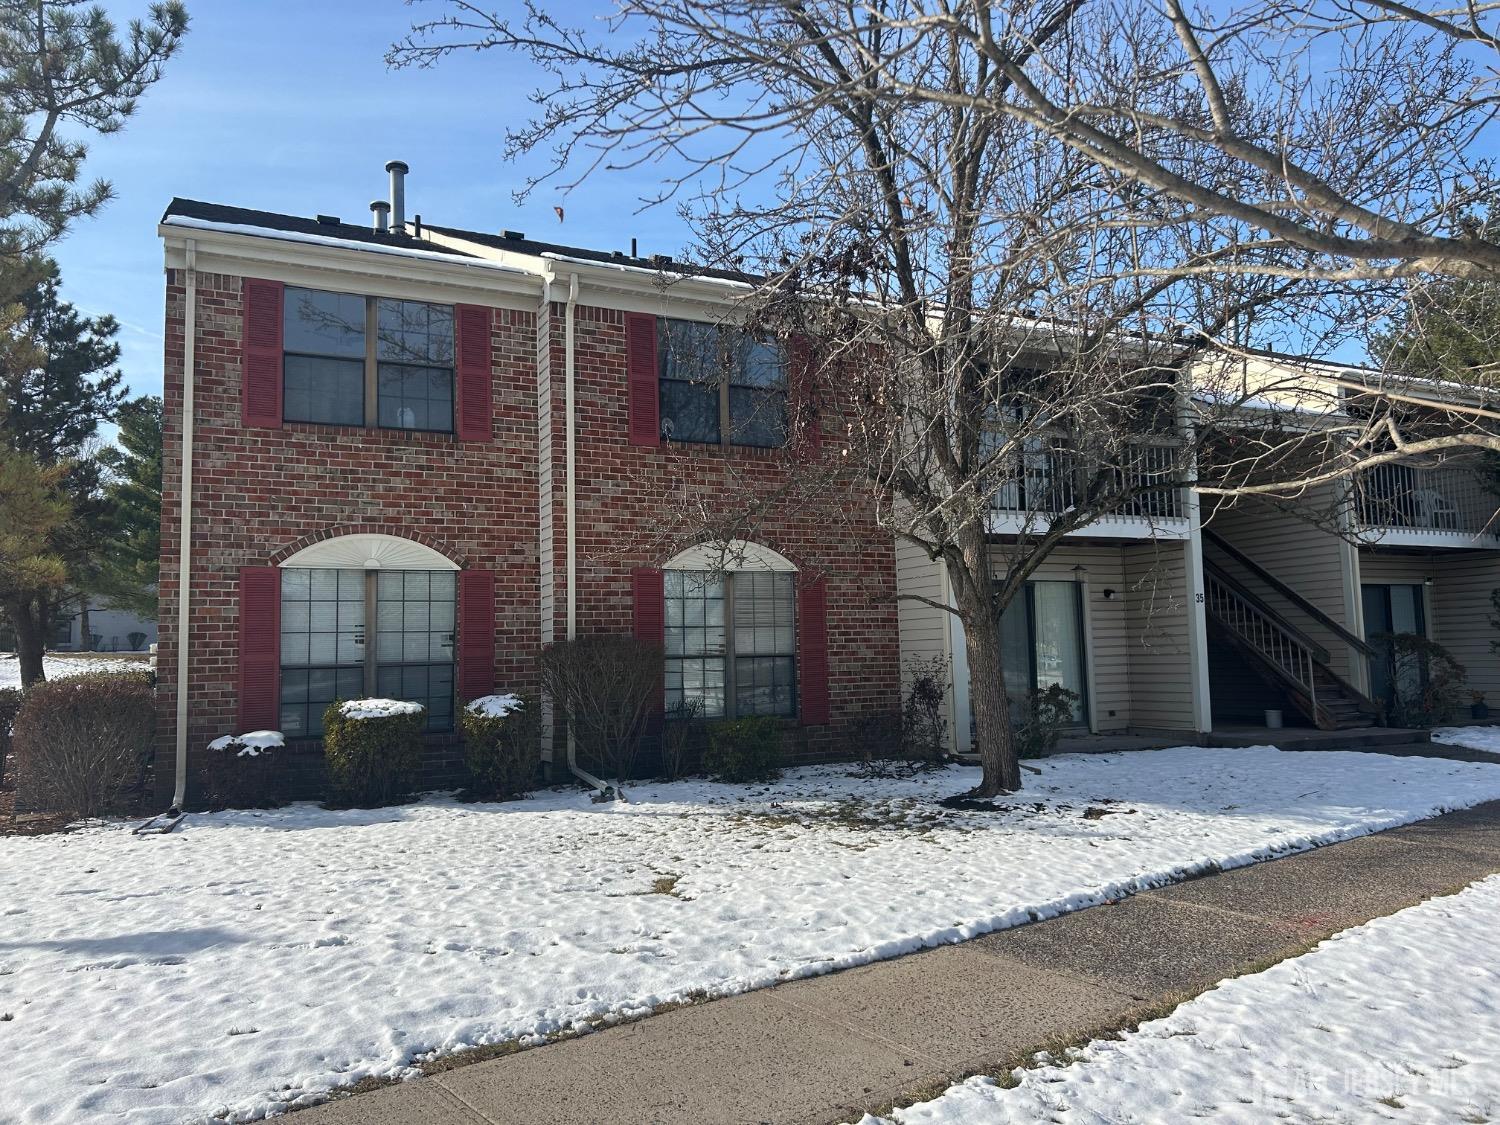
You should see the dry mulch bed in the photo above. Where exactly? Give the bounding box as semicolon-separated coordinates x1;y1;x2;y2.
0;784;72;837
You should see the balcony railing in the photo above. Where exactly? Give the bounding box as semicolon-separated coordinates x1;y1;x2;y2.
991;442;1183;521
1354;463;1500;539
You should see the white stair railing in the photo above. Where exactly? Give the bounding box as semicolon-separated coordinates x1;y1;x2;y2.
1205;571;1318;710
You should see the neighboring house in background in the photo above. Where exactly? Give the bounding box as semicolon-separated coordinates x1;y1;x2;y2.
156;166;1500;804
897;355;1500;749
52;598;158;653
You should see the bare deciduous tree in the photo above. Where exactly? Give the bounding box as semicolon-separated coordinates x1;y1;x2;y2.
393;0;1500;794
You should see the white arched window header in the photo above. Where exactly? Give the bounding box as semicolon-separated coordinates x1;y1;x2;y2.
278;533;459;571
662;539;797;573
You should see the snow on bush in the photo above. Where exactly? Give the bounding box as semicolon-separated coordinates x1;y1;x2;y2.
207;730;285;757
338;698;425;720
460;693;540;800
465;693;523;719
322;699;425;807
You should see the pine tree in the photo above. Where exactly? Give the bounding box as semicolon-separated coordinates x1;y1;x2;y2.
0;448;69;686
95;394;160;616
0;257;122;683
0;1;188;277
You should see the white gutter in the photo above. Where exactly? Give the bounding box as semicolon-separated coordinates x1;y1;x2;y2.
553;269;613;798
171;240;197;813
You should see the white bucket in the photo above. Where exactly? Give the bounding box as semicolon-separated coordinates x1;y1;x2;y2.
1264;709;1284;729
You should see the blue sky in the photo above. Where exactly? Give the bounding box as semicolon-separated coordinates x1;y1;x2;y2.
52;0;693;405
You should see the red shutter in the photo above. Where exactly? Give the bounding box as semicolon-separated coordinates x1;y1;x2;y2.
798;574;830;725
241;279;283;428
455;304;493;441
632;567;666;716
625;312;660;446
238;567;281;731
789;335;821;459
457;570;496;701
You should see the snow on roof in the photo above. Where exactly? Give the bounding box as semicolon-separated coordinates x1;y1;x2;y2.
161;215;531;276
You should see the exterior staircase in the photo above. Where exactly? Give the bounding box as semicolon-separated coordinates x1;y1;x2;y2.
1202;552;1381;731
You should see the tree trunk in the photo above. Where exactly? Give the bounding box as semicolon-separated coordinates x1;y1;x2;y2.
9;598;47;689
951;532;1022;796
78;599;91;652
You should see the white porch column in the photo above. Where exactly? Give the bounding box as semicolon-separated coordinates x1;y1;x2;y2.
945;559;972;754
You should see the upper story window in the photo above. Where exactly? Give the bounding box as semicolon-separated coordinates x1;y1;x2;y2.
658;318;787;448
282;286;454;433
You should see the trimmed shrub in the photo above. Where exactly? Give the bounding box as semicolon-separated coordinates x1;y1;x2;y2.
11;673;155;817
196;731;285;811
540;635;663;785
322;699;425;807
0;686;23;781
704;716;785;782
460;693;542;800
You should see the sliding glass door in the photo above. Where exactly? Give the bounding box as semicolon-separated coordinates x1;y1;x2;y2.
1362;583;1426;712
997;580;1088;725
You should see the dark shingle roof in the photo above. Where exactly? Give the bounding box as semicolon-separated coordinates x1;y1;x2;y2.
161;198;478;257
161;198;760;282
421;223;759;284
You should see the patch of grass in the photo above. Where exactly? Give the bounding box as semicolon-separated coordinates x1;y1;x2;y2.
1377;1094;1406;1109
650;875;682;897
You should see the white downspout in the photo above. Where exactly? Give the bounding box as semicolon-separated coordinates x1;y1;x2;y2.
170;239;197;813
558;272;613;797
566;271;578;644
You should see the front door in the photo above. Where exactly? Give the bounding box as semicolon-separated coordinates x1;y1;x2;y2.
998;580;1088;725
1362;583;1426;712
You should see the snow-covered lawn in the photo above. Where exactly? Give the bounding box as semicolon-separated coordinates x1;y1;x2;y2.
863;874;1500;1124
3;747;1500;1123
0;653;151;692
1434;725;1500;756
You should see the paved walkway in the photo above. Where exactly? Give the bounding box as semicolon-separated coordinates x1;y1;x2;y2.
297;798;1500;1125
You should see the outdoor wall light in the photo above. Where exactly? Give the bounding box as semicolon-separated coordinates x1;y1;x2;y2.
1424;576;1436;586
1102;588;1117;600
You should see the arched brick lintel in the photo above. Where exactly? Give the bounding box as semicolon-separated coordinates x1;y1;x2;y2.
265;524;470;570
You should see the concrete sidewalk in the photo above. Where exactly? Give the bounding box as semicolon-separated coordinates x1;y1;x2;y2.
296;800;1500;1125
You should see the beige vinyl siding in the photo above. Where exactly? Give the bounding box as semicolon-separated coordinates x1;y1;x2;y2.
1429;552;1500;700
992;543;1132;733
1205;494;1356;680
894;537;949;672
1121;541;1195;729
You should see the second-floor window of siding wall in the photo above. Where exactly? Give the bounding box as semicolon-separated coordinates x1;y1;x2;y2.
658;319;788;447
282;287;455;433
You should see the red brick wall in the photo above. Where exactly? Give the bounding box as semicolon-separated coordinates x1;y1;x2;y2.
156;270;540;801
157;276;900;802
539;302;900;752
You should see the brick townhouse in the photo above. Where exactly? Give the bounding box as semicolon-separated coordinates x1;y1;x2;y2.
155;168;900;807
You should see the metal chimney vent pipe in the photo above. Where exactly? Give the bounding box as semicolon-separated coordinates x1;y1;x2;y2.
370;200;390;233
385;160;409;232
